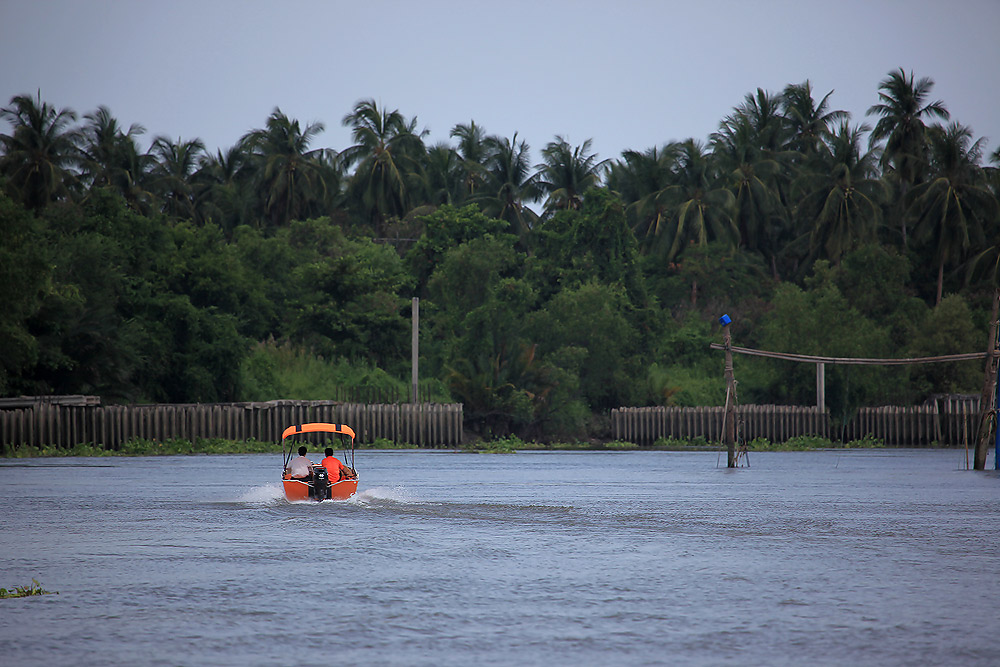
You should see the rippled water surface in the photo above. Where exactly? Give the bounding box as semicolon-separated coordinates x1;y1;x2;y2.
2;449;999;666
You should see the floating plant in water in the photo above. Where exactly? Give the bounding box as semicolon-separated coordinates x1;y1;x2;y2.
0;579;57;599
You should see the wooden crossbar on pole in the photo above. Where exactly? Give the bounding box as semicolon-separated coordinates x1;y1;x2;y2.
708;344;985;366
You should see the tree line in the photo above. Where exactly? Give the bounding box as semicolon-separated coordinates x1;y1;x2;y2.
1;68;997;440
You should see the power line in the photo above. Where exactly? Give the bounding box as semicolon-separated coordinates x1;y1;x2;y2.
708;344;986;366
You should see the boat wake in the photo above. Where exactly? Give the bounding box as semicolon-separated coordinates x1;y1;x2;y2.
350;485;421;506
236;484;285;504
232;483;421;507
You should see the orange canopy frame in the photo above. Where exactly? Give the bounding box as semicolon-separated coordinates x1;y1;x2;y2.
281;422;356;441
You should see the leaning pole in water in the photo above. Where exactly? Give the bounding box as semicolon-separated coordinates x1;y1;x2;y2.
720;314;736;468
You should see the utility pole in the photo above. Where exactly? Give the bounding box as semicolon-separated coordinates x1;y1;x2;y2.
816;362;826;412
411;297;419;404
721;314;736;468
974;289;1000;470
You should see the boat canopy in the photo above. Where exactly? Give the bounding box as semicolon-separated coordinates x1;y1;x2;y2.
280;422;357;473
281;423;356;441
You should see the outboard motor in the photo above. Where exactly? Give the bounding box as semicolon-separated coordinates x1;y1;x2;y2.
312;465;329;501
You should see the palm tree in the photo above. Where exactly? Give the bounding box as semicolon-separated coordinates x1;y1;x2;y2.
534;136;606;214
867;67;950;245
781;81;848;157
711;92;794;274
78;105;155;213
450;120;488;200
658;139;738;262
0;92;80;211
148;135;206;219
606;143;680;245
797;121;886;266
908;122;998;305
192;144;255;231
241;108;332;228
421;142;462;206
341;99;427;235
973;147;1000;285
79;106;146;188
472;132;540;239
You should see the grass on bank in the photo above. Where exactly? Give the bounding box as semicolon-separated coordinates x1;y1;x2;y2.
1;436;415;458
0;580;57;599
455;434;885;453
3;434;885;457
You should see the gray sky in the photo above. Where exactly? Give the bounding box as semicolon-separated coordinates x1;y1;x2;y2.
2;0;998;164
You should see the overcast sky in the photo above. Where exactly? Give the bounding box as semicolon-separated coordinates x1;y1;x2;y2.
2;0;998;165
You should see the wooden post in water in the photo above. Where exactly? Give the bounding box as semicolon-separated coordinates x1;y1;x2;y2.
974;288;1000;470
720;315;736;467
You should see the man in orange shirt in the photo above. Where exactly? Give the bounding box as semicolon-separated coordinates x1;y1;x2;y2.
321;447;356;481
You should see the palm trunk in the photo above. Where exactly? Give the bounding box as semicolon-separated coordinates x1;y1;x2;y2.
899;183;909;248
936;260;944;307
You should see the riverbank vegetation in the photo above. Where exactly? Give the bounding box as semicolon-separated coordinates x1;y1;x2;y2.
1;69;997;443
3;434;888;458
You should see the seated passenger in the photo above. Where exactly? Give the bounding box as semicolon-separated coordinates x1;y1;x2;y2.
288;446;314;479
321;447;357;481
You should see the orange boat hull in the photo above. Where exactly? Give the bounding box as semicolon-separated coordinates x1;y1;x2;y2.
282;477;358;501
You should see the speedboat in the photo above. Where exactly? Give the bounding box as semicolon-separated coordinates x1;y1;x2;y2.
280;422;358;501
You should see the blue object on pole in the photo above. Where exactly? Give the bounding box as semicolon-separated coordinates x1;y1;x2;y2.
719;314;732;327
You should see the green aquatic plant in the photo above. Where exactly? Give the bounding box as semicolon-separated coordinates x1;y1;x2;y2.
357;438;414;449
746;434;886;450
0;579;56;599
845;434;885;448
650;435;713;450
3;432;888;457
601;440;640;450
6;437;280;457
462;436;524;453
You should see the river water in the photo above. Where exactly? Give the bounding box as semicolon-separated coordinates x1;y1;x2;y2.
1;449;998;666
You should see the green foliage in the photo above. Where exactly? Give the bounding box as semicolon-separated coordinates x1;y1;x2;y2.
0;193;48;393
2;82;997;444
283;218;413;368
6;437;277;457
747;434;885;450
643;315;726;407
743;262;899;417
906;294;983;396
833;244;918;323
425;236;553;436
359;438;413;449
0;579;56;599
848;434;886;448
426;235;523;322
646;242;772;313
407;204;513;293
650;435;713;449
527;189;645;305
461;435;524;453
239;339;444;402
528;280;641;409
600;440;640;450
